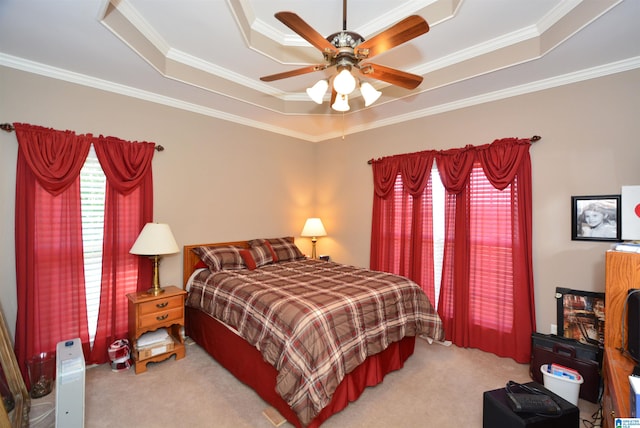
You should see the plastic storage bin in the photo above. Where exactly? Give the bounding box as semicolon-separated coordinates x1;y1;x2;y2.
540;364;583;405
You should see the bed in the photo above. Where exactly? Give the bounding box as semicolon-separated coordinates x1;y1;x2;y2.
183;237;444;427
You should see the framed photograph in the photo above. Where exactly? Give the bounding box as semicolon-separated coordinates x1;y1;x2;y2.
556;287;605;348
571;194;621;241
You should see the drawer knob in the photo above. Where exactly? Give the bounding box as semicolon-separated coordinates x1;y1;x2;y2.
156;302;169;308
156;314;169;321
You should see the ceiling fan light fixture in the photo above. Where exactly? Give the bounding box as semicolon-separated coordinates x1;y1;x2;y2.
333;68;356;95
306;79;329;104
332;93;350;112
262;5;429;112
360;82;382;107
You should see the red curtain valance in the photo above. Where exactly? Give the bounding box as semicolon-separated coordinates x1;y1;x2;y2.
476;138;530;190
13;123;157;196
13;123;92;195
371;157;400;198
400;151;435;196
371;138;532;196
93;136;155;195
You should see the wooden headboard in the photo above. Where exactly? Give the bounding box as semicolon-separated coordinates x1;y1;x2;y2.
182;237;295;288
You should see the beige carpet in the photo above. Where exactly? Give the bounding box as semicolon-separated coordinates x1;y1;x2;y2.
28;338;601;427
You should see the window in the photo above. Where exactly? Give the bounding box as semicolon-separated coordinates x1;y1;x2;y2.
370;139;535;362
80;148;106;344
14;124;156;371
467;166;514;332
431;163;445;306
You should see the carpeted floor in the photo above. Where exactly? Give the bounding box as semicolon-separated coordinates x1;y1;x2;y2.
28;338;601;427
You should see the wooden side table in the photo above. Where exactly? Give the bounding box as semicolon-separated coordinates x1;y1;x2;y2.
127;285;186;374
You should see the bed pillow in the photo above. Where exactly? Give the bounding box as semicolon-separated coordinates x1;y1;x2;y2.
192;245;245;272
247;239;279;262
251;237;305;262
239;245;274;271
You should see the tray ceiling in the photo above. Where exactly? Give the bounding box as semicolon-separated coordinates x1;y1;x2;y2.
1;0;639;141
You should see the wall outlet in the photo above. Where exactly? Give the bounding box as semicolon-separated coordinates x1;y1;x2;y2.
550;324;557;335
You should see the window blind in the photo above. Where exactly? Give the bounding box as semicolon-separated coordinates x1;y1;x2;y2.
80;147;106;343
468;165;514;332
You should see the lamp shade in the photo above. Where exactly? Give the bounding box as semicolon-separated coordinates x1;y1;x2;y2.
301;218;327;238
331;93;350;112
360;82;382;107
332;69;356;95
306;80;329;104
130;223;179;256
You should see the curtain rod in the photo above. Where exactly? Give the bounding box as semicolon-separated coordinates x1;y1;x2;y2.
0;123;165;151
366;135;541;164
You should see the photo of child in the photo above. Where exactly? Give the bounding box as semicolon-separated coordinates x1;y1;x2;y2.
572;195;621;241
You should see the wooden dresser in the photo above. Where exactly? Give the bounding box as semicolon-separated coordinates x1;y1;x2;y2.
127;285;186;374
602;250;640;427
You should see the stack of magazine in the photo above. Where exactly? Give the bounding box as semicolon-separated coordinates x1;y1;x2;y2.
612;242;640;253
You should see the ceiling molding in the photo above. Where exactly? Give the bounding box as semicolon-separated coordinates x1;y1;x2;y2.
3;52;638;143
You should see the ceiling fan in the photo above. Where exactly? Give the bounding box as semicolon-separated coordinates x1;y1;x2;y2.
260;0;430;110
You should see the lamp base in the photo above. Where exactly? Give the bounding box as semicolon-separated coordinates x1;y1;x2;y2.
147;286;165;295
147;255;164;295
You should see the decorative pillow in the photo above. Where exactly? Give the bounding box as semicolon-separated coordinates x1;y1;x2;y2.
193;259;208;270
251;237;304;263
239;249;257;270
241;244;274;270
192;246;245;272
247;239;279;262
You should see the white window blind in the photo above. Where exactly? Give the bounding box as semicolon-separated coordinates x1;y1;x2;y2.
390;161;445;307
468;165;514;332
431;163;445;306
80;147;106;343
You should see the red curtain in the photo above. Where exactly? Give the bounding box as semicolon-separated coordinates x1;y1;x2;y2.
370;138;535;363
13;123;92;384
370;152;437;304
13;123;156;378
89;136;154;364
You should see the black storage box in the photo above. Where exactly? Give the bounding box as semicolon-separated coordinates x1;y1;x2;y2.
483;382;579;428
531;332;602;367
530;333;601;403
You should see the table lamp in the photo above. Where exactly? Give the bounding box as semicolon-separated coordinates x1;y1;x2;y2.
301;218;327;259
130;223;179;295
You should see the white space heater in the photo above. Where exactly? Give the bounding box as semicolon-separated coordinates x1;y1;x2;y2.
56;338;85;427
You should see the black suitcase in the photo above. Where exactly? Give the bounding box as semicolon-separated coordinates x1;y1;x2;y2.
531;332;602;367
530;333;602;403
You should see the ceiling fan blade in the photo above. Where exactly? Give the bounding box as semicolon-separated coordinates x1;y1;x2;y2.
260;64;328;82
358;63;423;90
354;15;429;59
275;12;338;55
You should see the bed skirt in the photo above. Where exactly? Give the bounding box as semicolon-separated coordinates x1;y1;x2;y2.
185;306;416;427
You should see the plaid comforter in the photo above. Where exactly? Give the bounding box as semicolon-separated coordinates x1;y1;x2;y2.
186;259;444;426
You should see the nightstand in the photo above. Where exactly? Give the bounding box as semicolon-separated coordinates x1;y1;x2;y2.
127;285;186;374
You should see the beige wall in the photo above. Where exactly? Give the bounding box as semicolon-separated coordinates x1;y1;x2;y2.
0;66;317;339
1;65;639;342
315;68;640;335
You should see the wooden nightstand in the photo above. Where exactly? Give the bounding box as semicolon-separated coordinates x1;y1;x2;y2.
127;285;186;374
